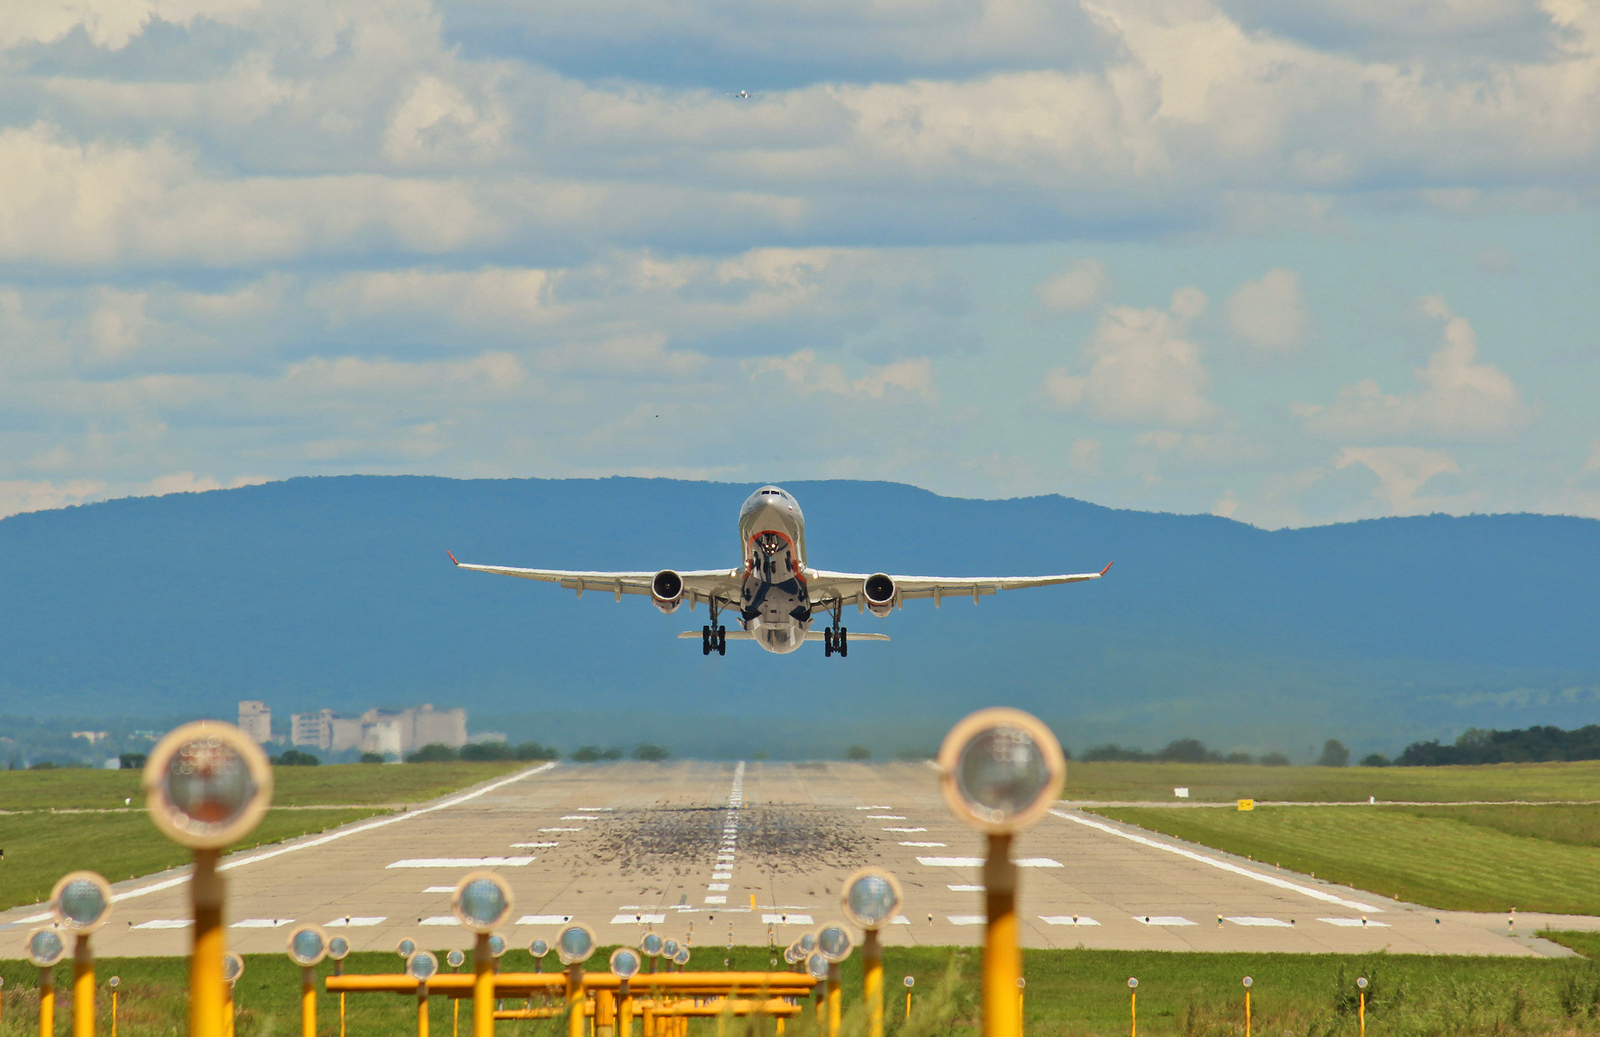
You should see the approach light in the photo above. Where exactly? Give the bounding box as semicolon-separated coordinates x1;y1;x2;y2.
26;928;67;968
816;924;853;964
1128;978;1138;990
407;951;440;982
530;939;550;959
453;871;514;933
783;946;798;965
674;948;690;967
398;938;417;958
806;952;829;981
661;939;680;960
611;948;642;979
328;937;350;962
51;871;114;933
841;869;902;930
1243;976;1253;989
287;926;329;968
447;950;466;969
143;722;272;849
640;933;663;957
487;934;506;958
222;953;245;984
938;708;1065;833
556;924;596;965
799;932;817;954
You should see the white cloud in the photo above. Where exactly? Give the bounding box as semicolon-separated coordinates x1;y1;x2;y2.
1297;297;1534;442
1069;437;1102;474
745;350;937;403
1335;445;1463;513
1036;259;1109;312
1225;268;1308;352
1044;287;1217;427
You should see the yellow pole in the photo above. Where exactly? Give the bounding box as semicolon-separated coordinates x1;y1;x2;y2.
1017;984;1024;1037
1244;990;1250;1037
336;960;345;1037
475;935;495;1037
39;967;55;1037
419;984;430;1037
982;833;1019;1037
827;964;842;1037
642;1003;654;1037
1130;991;1136;1037
598;988;616;1037
454;997;460;1037
566;964;586;1037
110;989;116;1037
73;935;94;1037
905;990;911;1021
862;930;883;1037
192;849;226;1037
301;967;317;1037
226;984;236;1037
1359;992;1365;1037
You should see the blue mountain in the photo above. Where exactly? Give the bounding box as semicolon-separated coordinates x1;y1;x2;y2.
1;476;1596;759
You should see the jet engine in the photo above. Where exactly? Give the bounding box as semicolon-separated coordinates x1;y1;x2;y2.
862;573;896;618
651;569;685;613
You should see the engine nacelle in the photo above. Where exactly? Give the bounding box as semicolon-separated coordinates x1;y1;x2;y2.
862;573;896;618
651;569;685;613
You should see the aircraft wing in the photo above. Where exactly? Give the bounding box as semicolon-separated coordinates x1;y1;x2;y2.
448;554;740;605
804;563;1111;609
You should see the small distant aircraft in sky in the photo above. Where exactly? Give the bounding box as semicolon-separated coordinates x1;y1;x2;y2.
731;89;752;99
449;485;1109;657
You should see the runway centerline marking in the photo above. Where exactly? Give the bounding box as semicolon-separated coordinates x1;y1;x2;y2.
1321;918;1389;927
1040;916;1100;926
517;915;572;925
326;917;385;927
388;856;535;868
1226;916;1293;927
1135;916;1196;926
1051;809;1384;913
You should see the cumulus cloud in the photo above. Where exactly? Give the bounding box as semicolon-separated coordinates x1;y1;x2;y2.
1335;445;1463;513
1037;259;1110;312
1044;287;1217;427
745;350;938;403
1296;297;1534;442
1226;268;1308;352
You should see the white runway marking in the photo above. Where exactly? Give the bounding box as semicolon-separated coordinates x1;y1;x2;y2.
1134;916;1196;926
1040;916;1101;926
326;917;385;927
561;816;598;821
918;857;983;867
513;842;560;848
610;914;667;925
1052;809;1384;913
948;884;984;892
578;807;614;811
763;913;814;924
230;918;290;928
891;916;911;924
424;886;455;893
717;853;735;861
132;919;191;930
867;815;907;820
884;826;927;832
856;805;892;810
947;915;985;925
1320;918;1389;927
707;883;730;891
421;916;458;925
712;871;732;879
1016;858;1063;868
705;896;727;905
901;841;946;847
387;856;535;868
517;915;572;925
1226;917;1293;927
540;827;583;832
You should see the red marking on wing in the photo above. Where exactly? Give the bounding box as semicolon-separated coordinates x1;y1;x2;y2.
1100;561;1114;576
447;551;460;566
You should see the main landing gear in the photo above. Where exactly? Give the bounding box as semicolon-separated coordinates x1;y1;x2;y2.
823;606;848;658
702;603;727;656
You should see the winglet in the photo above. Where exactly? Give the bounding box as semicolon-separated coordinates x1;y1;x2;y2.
1099;561;1114;576
447;551;460;566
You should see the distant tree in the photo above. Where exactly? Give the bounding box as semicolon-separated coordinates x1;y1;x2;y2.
1259;752;1291;767
29;761;55;770
460;741;514;762
359;752;385;764
1317;739;1350;767
845;745;871;760
1225;752;1255;765
405;743;458;763
1360;753;1391;767
633;744;670;761
752;751;770;761
1081;744;1150;762
1158;739;1219;763
601;747;623;761
515;742;559;761
272;749;320;766
571;746;603;762
119;752;148;770
1395;724;1600;766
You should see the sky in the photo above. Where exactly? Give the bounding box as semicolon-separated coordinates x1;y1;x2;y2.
1;0;1598;528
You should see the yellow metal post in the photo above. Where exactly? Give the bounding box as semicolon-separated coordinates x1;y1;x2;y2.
419;983;430;1037
110;989;116;1037
905;989;912;1021
1017;982;1024;1037
1130;991;1136;1037
862;930;883;1037
73;935;94;1037
1245;989;1250;1037
335;960;345;1037
1358;992;1365;1037
619;982;633;1037
192;849;226;1037
982;833;1019;1037
597;988;616;1037
223;984;235;1037
301;967;317;1037
566;964;586;1037
827;964;842;1037
642;1003;654;1037
475;934;495;1037
39;967;55;1037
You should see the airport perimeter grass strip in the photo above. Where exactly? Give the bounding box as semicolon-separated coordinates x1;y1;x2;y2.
1089;804;1600;915
0;759;527;810
1062;758;1600;804
7;946;1600;1037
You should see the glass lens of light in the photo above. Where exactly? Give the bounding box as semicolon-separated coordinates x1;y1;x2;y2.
806;953;829;979
675;949;689;965
531;939;549;958
460;878;507;927
955;724;1049;825
783;947;797;964
558;926;593;963
329;937;350;960
410;952;439;981
641;934;662;956
162;738;255;836
846;874;898;928
223;954;243;982
611;949;640;978
448;950;465;968
799;933;816;953
488;935;506;957
662;939;679;958
29;929;64;965
817;926;852;962
58;879;107;928
399;939;416;957
291;929;324;965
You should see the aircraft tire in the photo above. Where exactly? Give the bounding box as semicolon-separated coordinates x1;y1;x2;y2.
716;626;727;654
839;627;848;658
702;625;712;655
823;629;833;656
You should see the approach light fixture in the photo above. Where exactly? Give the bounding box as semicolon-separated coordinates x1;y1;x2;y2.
287;926;329;968
610;948;641;979
816;925;853;963
487;934;506;958
51;871;113;932
841;869;902;930
640;933;662;957
26;928;66;968
447;950;465;970
937;708;1065;833
143;722;272;849
398;939;417;958
327;937;350;962
453;872;514;934
806;952;829;981
556;924;596;966
407;951;440;982
222;952;245;985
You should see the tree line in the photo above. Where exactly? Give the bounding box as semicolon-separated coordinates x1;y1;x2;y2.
1374;725;1600;767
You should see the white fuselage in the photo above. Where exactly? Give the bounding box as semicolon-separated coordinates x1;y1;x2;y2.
736;486;813;653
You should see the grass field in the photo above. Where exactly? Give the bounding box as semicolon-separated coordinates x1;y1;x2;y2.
0;760;527;810
1090;804;1600;914
7;944;1600;1036
1062;759;1600;804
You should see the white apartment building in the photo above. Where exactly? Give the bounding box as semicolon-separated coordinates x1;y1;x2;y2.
289;703;467;756
237;701;272;744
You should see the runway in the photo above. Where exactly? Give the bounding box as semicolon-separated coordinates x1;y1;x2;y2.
0;761;1583;958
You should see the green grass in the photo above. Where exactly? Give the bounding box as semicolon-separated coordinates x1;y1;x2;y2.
9;946;1600;1036
0;760;527;810
1090;804;1600;914
1543;931;1600;958
0;808;387;911
1063;759;1600;803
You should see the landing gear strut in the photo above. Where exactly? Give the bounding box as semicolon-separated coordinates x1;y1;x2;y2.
822;606;848;658
702;604;727;656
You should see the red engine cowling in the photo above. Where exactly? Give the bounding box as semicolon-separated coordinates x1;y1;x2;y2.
863;573;896;618
651;570;685;613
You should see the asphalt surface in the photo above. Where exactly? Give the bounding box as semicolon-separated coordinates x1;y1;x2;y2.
2;761;1590;958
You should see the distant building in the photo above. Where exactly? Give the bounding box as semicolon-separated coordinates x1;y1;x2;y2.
291;709;333;750
290;703;466;756
238;701;272;744
72;731;109;744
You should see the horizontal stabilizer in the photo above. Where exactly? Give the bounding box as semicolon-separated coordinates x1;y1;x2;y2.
677;631;890;642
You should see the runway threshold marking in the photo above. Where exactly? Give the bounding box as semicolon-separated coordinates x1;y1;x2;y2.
901;841;945;847
1040;916;1100;926
762;914;814;924
0;763;562;919
1050;809;1385;913
424;886;455;893
884;827;927;832
1134;916;1196;926
326;917;386;927
517;914;572;925
230;918;291;928
917;857;1062;868
132;919;191;930
1226;916;1293;927
1321;918;1389;927
947;916;985;925
421;916;458;925
610;914;667;924
388;856;535;868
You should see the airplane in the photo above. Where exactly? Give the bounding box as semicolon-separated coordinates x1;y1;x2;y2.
448;485;1110;657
